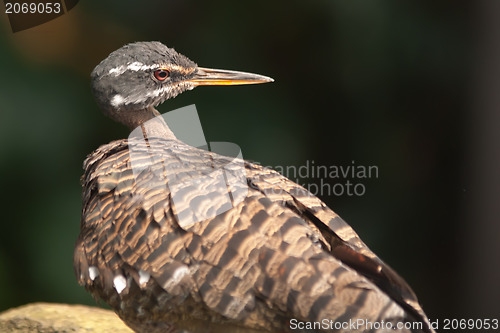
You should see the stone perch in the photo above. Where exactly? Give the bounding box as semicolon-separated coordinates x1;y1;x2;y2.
0;303;133;333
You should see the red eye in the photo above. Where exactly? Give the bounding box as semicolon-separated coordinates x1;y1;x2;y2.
154;69;170;81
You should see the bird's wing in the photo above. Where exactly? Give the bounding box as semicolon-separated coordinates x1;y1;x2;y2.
74;138;433;333
243;162;432;330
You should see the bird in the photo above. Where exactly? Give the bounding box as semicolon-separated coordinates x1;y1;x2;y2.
74;41;435;333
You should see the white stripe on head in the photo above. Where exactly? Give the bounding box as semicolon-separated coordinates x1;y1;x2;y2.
111;94;125;107
108;62;159;76
125;86;173;105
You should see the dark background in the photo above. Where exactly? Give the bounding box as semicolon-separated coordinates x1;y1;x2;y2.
1;0;499;329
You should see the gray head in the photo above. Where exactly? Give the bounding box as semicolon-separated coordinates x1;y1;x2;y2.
91;41;273;129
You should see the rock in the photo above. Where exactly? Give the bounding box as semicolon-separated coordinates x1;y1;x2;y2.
0;302;133;333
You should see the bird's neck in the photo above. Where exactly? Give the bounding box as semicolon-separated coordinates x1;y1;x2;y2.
123;106;177;141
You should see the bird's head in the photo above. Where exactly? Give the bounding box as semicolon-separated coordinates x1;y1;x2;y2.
91;41;273;129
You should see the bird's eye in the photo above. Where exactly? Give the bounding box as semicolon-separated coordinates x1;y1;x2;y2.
154;69;170;81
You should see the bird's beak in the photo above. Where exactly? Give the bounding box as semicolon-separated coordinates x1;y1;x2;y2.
187;67;274;86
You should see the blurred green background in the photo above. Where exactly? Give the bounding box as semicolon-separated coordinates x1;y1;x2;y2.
1;0;499;326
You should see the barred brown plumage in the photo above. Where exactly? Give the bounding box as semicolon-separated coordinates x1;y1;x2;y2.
74;42;435;333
